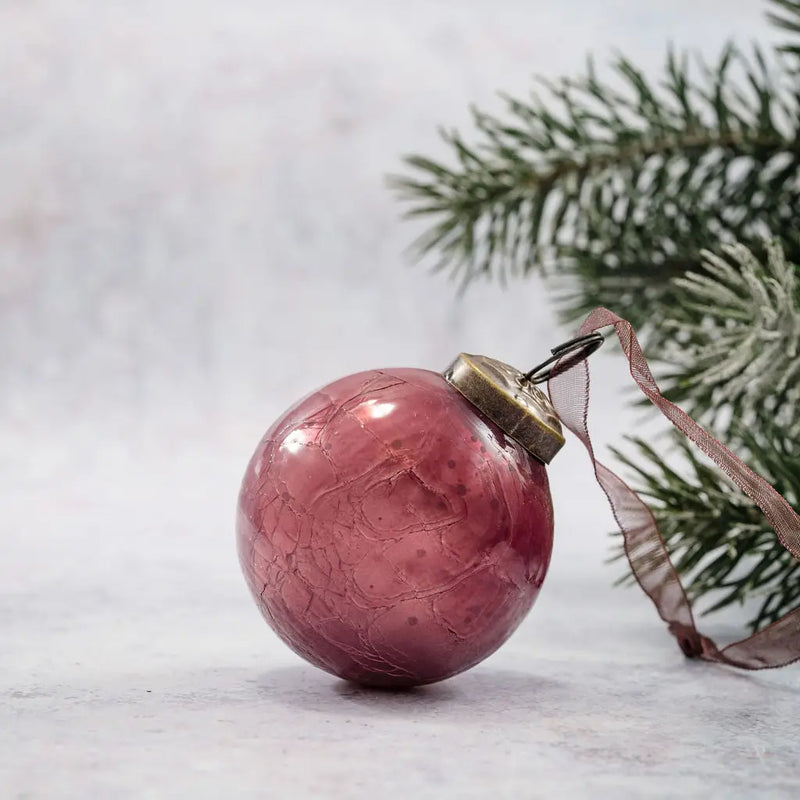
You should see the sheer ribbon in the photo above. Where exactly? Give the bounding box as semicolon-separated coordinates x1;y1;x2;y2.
548;308;800;669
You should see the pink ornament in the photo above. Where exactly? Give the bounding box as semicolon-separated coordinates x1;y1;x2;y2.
237;367;554;688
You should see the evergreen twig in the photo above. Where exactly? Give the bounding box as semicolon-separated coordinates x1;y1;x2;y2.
394;0;800;627
768;0;800;56
659;240;800;433
611;421;800;631
390;20;800;341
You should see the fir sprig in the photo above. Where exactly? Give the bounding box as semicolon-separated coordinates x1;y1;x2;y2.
612;421;800;631
769;0;800;56
394;0;800;628
660;240;800;432
390;15;800;339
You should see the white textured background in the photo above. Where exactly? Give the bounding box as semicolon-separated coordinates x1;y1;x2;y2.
2;2;799;798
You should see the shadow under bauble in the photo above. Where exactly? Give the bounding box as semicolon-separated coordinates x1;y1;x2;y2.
256;662;566;723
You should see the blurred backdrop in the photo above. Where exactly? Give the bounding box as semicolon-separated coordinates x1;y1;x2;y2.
0;0;773;664
2;2;789;795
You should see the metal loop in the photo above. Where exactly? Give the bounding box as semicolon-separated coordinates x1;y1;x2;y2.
523;332;605;384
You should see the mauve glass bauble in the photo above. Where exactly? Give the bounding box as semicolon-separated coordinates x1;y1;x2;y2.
236;367;555;688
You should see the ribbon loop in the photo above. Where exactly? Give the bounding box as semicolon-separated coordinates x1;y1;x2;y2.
548;308;800;670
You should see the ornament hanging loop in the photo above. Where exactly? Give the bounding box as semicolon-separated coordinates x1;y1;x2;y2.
524;332;605;384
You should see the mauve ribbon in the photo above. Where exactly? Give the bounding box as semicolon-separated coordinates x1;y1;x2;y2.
547;307;800;669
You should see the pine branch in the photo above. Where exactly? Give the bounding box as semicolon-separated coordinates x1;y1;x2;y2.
657;240;800;432
391;38;800;339
612;423;800;631
768;0;800;56
392;0;800;635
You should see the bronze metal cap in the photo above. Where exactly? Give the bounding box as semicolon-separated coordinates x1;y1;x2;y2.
444;353;564;464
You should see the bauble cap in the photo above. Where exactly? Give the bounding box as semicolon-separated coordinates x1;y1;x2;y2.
444;353;564;464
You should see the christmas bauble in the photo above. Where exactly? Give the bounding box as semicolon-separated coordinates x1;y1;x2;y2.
237;356;563;687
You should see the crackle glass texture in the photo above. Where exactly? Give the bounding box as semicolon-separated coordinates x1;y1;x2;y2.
237;368;554;687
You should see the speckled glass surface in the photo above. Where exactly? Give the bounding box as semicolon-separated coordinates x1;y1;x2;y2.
237;368;554;687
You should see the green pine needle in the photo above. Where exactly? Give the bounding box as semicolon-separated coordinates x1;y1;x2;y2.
611;421;800;632
390;27;800;341
659;240;800;434
393;0;800;630
768;0;800;55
